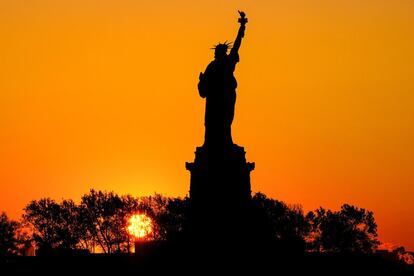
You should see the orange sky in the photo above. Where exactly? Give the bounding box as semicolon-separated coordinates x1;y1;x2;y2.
1;0;413;250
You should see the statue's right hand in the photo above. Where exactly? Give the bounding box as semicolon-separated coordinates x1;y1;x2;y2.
238;10;248;25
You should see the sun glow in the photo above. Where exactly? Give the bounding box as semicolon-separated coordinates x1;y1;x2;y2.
127;214;153;240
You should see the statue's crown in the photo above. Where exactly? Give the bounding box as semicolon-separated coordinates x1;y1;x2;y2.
211;41;232;52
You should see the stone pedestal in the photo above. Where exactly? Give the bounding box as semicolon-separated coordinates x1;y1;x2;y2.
185;145;255;243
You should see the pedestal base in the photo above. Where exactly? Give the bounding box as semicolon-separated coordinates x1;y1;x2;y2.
186;144;255;243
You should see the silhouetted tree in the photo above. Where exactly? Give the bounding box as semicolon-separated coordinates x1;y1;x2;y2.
392;246;414;265
158;197;190;241
23;198;66;250
307;204;379;253
137;194;169;240
80;189;126;253
57;199;86;249
251;192;309;251
75;204;96;252
15;226;33;256
0;212;20;256
23;198;95;253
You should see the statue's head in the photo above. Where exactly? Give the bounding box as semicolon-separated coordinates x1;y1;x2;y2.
213;42;231;60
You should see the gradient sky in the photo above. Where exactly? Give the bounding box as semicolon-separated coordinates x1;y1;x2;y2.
1;0;413;250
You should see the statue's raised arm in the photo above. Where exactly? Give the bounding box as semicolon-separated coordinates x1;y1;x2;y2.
230;11;248;57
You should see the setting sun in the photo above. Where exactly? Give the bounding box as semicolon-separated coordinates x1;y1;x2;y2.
127;214;153;240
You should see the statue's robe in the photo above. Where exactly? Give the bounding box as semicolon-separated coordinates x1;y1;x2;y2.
198;51;239;147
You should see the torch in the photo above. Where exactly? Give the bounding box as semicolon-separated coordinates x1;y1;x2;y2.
238;10;248;26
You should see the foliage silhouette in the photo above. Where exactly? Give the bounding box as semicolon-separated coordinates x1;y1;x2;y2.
24;198;72;251
20;190;190;254
10;190;383;256
0;212;20;256
306;204;380;253
80;189;134;253
2;191;413;274
251;192;309;253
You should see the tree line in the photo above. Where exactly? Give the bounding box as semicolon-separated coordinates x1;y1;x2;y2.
1;190;380;256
